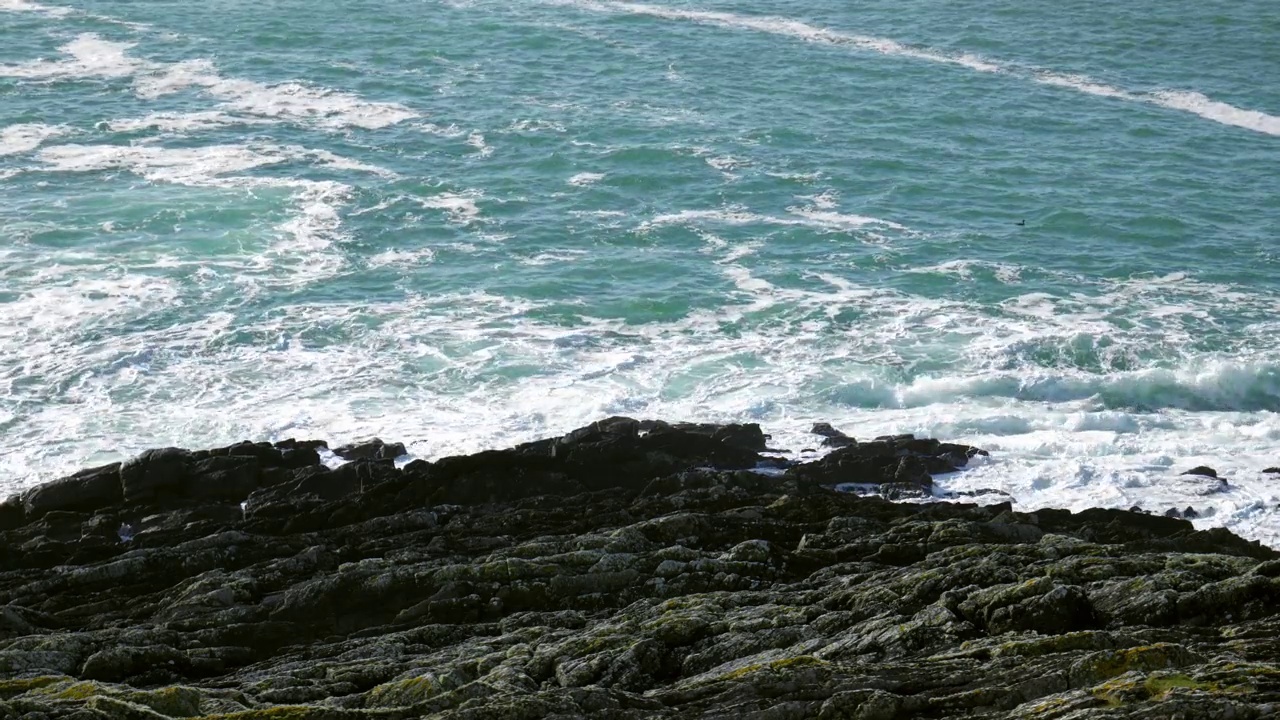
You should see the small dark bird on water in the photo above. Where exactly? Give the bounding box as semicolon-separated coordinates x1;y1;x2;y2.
1016;219;1026;226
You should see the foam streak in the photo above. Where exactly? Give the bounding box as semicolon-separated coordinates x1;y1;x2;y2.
0;0;71;17
550;0;1280;137
0;123;63;156
1;33;416;131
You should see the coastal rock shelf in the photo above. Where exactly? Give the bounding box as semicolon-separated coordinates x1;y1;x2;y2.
2;418;1279;719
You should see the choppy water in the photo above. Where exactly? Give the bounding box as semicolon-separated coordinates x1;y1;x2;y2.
3;0;1279;541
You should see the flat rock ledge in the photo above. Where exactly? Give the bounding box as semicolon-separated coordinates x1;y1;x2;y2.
2;417;1279;720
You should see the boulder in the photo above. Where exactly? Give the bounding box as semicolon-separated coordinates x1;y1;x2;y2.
811;422;855;448
670;421;768;451
0;495;23;531
426;418;766;504
333;438;407;461
81;645;189;683
186;456;261;502
786;434;985;489
21;463;122;518
121;448;192;504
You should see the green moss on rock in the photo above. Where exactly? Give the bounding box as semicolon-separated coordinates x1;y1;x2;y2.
19;679;204;718
720;655;824;681
365;673;441;708
196;707;333;720
85;695;172;719
1080;643;1202;683
994;631;1117;658
1091;671;1252;707
130;685;203;717
0;675;66;699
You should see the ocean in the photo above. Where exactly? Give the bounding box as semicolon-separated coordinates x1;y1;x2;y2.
2;0;1279;542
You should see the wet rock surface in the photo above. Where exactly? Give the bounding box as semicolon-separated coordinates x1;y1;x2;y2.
2;418;1280;719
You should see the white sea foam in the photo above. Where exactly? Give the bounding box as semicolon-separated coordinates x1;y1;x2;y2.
105;111;272;134
552;0;1280;137
135;59;418;129
802;189;840;210
506;118;567;133
37;142;392;185
302;148;401;178
0;123;63;156
700;152;745;174
0;0;71;17
421;191;484;223
787;207;908;231
568;172;605;186
519;250;588;266
38;143;291;184
1032;72;1133;100
208;79;418;130
716;241;762;265
33;142;392;286
1149;90;1280;137
557;0;1004;73
3;34;416;131
419;122;467;137
0;0;148;27
130;58;214;99
720;266;777;314
644;206;907;234
0;273;180;338
369;247;437;267
272;182;349;254
644;208;761;228
3;263;1280;544
467;132;493;156
909;260;1025;284
0;34;140;79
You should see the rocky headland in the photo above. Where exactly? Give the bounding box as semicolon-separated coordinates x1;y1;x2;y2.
2;417;1279;719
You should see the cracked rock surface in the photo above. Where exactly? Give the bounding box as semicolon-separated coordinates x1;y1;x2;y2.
2;417;1279;719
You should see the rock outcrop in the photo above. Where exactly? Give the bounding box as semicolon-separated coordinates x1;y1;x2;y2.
1;418;1278;719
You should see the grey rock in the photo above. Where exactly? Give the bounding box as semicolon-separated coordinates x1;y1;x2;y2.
21;464;121;518
0;420;1276;720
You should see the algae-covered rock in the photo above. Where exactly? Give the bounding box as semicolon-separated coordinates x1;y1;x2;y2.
2;418;1280;719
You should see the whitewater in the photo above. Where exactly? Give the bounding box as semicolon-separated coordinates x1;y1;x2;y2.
2;0;1279;542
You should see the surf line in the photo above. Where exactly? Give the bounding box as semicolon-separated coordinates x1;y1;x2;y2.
548;0;1280;138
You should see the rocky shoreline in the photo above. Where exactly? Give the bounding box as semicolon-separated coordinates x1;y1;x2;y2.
2;417;1279;719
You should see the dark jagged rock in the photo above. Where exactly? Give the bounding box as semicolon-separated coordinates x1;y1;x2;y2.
1182;465;1219;479
811;422;856;448
20;462;121;519
1264;467;1280;474
664;420;768;452
120;446;193;503
1;419;1279;719
0;496;26;532
333;438;407;461
787;433;986;492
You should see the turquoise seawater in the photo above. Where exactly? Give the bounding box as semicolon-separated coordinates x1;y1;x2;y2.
3;1;1279;539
